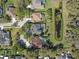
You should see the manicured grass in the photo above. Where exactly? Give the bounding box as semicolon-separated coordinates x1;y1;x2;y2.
0;0;78;59
45;0;55;43
0;49;4;55
45;0;72;49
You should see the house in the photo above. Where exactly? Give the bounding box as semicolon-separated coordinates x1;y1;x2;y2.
56;52;73;59
0;55;26;59
4;56;9;59
0;56;9;59
7;5;15;17
44;56;50;59
0;30;11;45
36;55;50;59
17;35;31;48
37;56;43;59
0;55;4;59
0;26;4;30
31;12;42;22
6;5;16;23
8;5;16;23
17;39;26;48
31;35;49;49
10;55;26;59
32;35;42;48
14;55;26;59
31;0;45;9
31;23;45;35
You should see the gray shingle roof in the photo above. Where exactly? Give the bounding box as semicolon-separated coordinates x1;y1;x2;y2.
31;24;45;35
0;30;10;45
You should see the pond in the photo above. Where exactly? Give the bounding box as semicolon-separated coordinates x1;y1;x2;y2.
55;20;61;38
0;7;3;15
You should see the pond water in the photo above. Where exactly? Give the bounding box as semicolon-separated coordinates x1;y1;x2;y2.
56;20;61;38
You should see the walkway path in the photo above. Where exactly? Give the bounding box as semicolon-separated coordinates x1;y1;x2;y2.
0;17;32;28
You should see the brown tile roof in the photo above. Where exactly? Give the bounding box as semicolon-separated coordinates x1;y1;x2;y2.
32;36;42;48
31;13;42;22
6;6;16;17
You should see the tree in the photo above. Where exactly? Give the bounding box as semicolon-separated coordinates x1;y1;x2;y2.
5;15;11;22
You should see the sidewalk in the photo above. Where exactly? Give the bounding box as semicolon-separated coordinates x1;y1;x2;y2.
0;17;32;28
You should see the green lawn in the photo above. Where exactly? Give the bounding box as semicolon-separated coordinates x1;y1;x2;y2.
0;0;78;59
